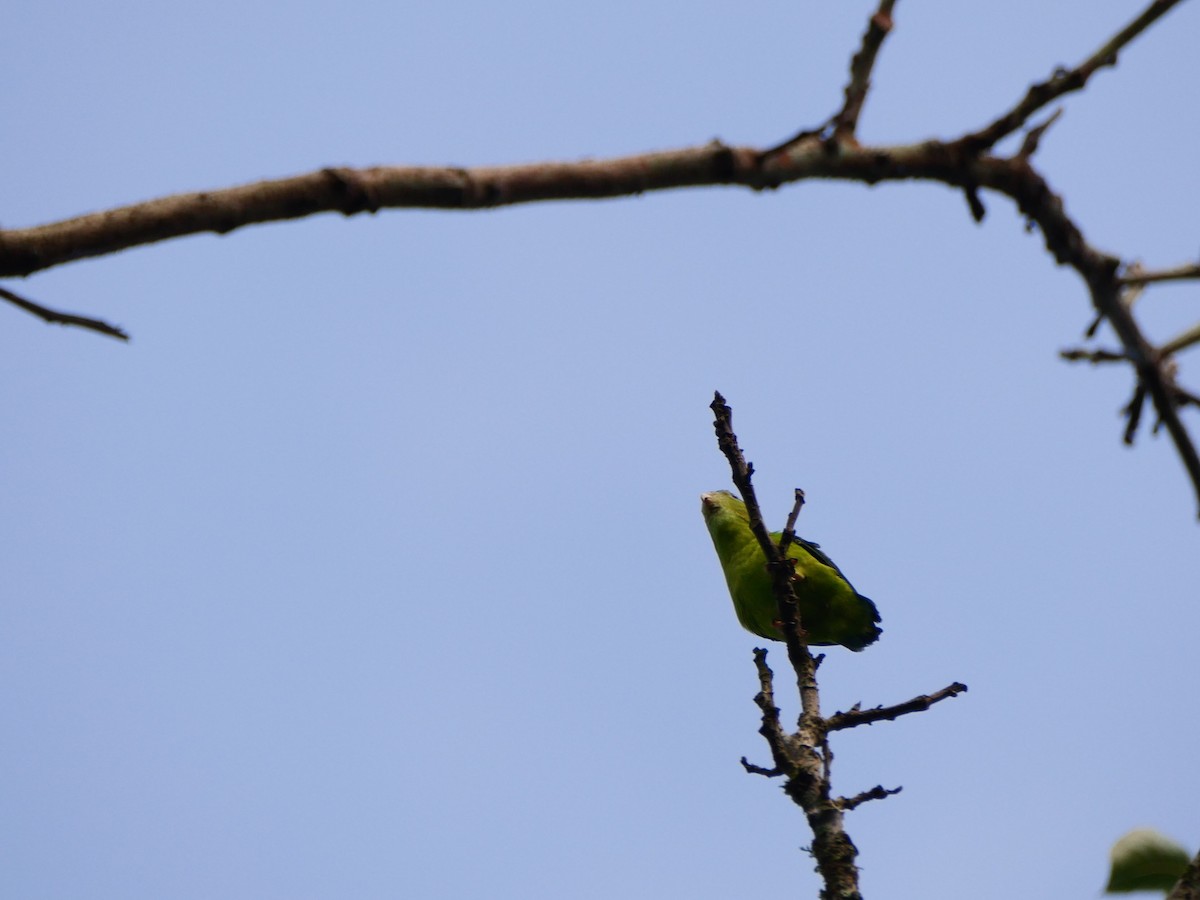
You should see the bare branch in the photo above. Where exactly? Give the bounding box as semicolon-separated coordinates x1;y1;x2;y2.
1120;262;1200;286
1059;347;1128;364
1123;384;1149;445
741;757;785;777
957;0;1186;152
826;682;968;732
776;488;807;557
1017;109;1064;159
746;647;791;776
962;150;1200;514
1174;386;1200;409
1094;279;1200;511
1;149;753;277
833;0;898;141
0;286;129;341
1161;322;1200;357
840;785;902;811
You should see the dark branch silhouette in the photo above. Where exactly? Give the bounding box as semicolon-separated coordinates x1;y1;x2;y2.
0;286;129;341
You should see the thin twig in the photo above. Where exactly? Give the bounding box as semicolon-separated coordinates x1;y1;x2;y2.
957;0;1186;152
1123;384;1149;445
747;648;791;775
1161;322;1200;357
1174;386;1200;409
742;758;785;777
1121;266;1148;310
1119;262;1200;286
0;286;129;341
1017;108;1064;159
1092;278;1200;510
826;682;968;732
833;0;898;141
840;785;903;811
1059;347;1127;363
776;488;807;556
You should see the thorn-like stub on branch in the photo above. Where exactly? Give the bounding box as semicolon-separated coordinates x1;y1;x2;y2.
1018;108;1064;159
741;757;785;777
707;140;737;181
963;185;986;223
1123;384;1149;445
322;166;381;215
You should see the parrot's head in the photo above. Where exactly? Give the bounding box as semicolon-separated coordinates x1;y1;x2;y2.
700;490;747;525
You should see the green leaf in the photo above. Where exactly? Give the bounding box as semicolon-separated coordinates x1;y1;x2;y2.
1105;829;1191;894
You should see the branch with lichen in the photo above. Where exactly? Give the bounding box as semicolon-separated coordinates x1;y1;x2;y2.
710;391;966;899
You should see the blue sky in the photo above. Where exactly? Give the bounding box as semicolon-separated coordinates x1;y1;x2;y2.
3;2;1199;897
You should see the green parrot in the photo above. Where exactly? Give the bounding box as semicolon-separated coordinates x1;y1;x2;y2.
700;491;881;650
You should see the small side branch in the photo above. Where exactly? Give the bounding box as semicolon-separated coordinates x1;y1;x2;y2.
747;648;791;776
1161;323;1200;357
833;0;898;141
0;286;129;341
826;682;969;732
1059;347;1127;364
1017;109;1064;159
840;785;903;811
958;0;1186;152
1119;262;1200;286
1092;280;1200;513
776;488;807;556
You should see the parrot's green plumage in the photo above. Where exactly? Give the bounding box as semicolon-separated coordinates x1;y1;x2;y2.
700;490;881;651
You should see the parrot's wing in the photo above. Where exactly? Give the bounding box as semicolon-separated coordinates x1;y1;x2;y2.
792;536;857;589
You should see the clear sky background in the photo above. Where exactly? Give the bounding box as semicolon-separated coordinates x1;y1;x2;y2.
3;2;1198;898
